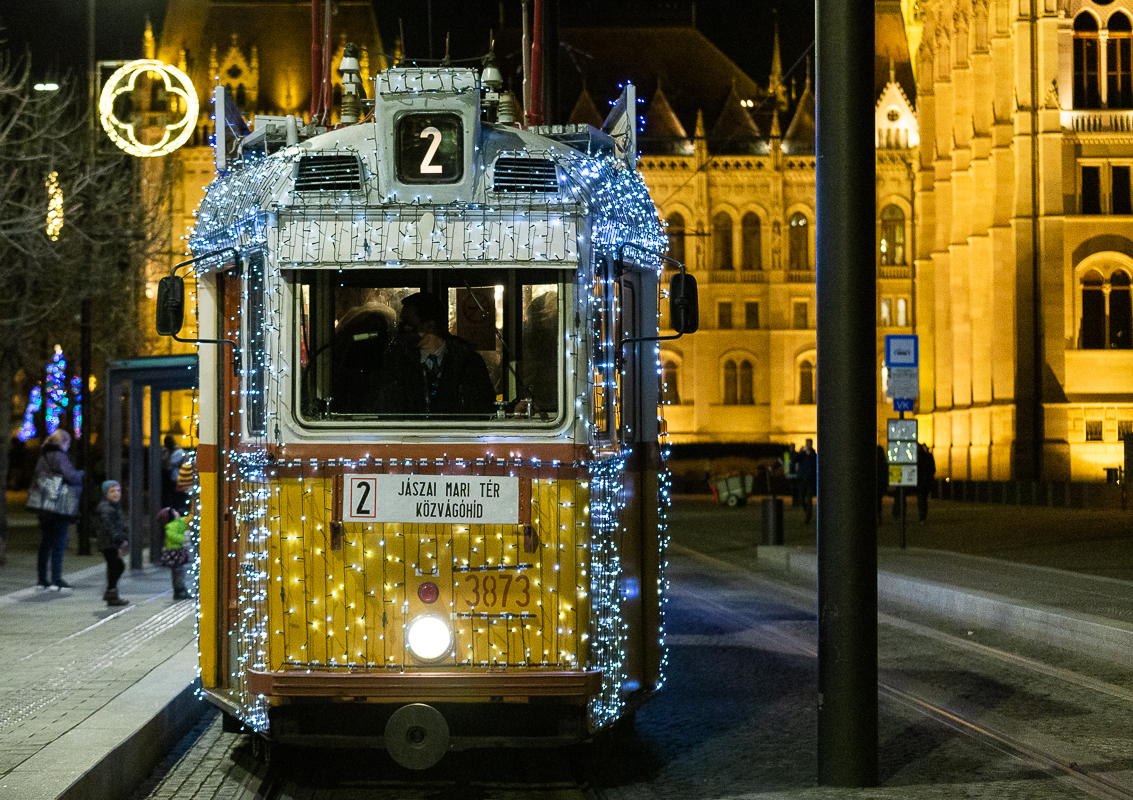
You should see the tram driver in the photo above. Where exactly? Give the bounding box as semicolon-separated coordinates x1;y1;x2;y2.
377;292;497;417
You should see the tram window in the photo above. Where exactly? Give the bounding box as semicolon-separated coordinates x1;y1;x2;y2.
245;252;267;436
295;267;565;425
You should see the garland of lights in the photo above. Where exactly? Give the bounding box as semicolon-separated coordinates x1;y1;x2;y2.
18;388;42;443
188;90;669;733
18;346;82;441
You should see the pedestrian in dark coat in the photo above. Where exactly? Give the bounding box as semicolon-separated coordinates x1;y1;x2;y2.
31;430;83;591
916;443;937;522
94;480;129;606
797;438;818;524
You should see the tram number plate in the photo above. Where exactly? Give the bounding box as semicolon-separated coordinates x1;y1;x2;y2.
457;570;534;615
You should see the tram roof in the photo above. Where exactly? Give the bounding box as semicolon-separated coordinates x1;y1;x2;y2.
189;68;666;271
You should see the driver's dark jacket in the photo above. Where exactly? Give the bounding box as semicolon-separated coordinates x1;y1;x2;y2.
376;335;496;415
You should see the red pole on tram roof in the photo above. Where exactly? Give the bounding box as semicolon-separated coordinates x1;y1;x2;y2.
310;0;322;122
528;0;544;127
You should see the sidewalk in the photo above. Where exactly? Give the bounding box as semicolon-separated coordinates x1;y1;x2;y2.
0;508;204;800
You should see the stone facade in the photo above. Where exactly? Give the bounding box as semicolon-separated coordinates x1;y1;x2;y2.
915;0;1133;481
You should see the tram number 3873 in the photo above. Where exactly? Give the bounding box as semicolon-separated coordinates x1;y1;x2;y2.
458;570;532;615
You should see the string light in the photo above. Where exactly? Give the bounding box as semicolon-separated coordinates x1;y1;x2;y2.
45;171;62;241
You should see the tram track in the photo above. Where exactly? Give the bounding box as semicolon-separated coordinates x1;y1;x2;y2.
673;544;1133;800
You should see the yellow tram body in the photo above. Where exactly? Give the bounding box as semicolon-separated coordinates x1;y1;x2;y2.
172;62;687;767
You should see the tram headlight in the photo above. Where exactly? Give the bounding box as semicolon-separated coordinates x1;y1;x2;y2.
407;615;452;662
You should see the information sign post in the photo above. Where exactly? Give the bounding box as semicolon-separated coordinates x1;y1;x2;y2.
884;335;919;548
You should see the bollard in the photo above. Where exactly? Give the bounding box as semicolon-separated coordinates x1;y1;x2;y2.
762;497;784;545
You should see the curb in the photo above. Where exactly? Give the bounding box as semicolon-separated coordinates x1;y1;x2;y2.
756;545;1133;668
0;644;207;800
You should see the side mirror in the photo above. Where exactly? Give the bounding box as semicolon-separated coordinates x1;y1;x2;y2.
156;275;185;336
669;273;699;334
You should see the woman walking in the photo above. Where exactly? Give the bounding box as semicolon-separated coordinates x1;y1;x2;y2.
31;430;84;591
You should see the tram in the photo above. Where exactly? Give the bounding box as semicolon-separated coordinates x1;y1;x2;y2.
157;55;697;769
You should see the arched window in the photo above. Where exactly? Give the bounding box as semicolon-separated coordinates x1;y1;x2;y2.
897;297;908;327
738;360;754;405
723;360;738;404
1112;270;1132;348
879;205;906;266
1081;270;1106;349
661;360;681;404
1075;14;1101;109
799;359;815;405
741;213;761;270
1110;13;1133;109
714;213;733;270
666;213;686;265
788;212;809;271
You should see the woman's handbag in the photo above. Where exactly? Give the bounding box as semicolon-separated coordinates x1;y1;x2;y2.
27;474;80;517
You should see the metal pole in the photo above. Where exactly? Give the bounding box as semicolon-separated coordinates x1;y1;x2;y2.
899;410;907;549
815;0;877;787
79;0;96;556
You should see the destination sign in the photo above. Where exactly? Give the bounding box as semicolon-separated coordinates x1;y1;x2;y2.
344;474;520;525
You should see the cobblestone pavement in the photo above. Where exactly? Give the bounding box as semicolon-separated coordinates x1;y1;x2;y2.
0;528;197;787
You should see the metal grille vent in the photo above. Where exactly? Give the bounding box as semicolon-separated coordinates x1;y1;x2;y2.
295;154;363;191
492;157;559;193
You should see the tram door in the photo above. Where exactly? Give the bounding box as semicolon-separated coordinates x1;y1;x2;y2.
619;264;664;696
616;266;648;696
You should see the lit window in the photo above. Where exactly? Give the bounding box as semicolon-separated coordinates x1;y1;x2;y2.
1109;13;1133;109
1075;13;1101;109
788;212;809;271
879;205;905;266
880;298;892;327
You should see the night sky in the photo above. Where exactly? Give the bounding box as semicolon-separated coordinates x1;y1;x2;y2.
1;1;815;92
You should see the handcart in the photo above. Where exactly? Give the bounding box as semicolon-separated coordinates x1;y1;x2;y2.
709;473;755;507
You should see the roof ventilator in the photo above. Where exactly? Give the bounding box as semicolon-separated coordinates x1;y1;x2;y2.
295;154;363;191
492;157;559;193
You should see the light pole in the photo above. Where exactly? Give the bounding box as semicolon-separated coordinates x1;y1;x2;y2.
77;0;97;556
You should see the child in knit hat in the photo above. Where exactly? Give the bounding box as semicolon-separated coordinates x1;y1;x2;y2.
94;480;129;606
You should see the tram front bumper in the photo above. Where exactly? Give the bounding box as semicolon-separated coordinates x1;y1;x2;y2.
246;668;601;701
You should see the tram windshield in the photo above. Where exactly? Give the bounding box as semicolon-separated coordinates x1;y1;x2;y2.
295;267;565;425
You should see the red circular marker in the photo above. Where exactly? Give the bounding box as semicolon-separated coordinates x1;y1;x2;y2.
418;582;439;604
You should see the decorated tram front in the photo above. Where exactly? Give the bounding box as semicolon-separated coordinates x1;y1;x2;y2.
164;64;696;769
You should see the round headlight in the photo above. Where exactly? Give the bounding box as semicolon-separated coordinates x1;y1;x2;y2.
407;615;452;661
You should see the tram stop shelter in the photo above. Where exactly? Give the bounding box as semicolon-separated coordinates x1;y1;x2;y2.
104;355;199;569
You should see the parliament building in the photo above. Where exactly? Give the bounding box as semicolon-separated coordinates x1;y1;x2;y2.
145;0;1132;482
